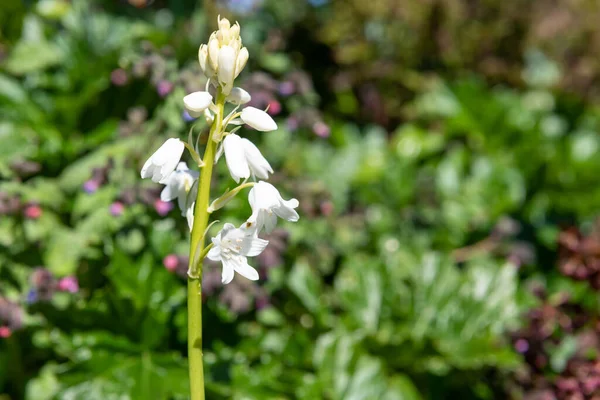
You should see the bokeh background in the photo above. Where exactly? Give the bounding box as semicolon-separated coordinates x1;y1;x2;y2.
1;0;600;399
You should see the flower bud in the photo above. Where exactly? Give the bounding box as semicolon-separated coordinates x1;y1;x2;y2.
198;44;208;72
218;15;231;31
235;47;249;78
218;46;237;95
208;36;220;71
227;87;251;105
241;107;278;132
183;91;213;117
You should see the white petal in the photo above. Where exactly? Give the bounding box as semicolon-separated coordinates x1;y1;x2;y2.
208;37;219;70
227;87;251;105
223;134;249;183
141;159;157;180
274;201;300;222
241;235;269;257
160;183;177;202
177;188;189;213
240;107;277;132
183;91;213;113
206;245;221;261
218;46;236;95
235;47;249;77
141;138;184;183
231;256;259;281
263;212;278;233
221;258;236;284
241;139;273;180
198;44;208;72
251;181;281;210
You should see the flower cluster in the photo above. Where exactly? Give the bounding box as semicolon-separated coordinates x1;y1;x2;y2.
140;17;299;285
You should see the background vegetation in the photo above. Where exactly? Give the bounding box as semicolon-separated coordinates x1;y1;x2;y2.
1;0;599;399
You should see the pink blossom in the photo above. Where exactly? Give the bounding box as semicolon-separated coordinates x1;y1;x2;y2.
154;199;174;216
58;276;79;293
267;100;282;116
312;121;330;138
163;254;179;272
109;201;125;216
24;204;42;219
0;326;11;338
110;69;128;86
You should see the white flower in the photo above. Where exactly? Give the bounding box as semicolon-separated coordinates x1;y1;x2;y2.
207;223;268;284
246;181;299;233
241;107;277;132
220;133;273;183
141;138;185;183
183;91;213;118
227;87;251;105
160;162;199;213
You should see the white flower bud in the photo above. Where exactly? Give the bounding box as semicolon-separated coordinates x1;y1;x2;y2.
198;44;208;73
235;47;249;78
208;35;220;71
183;91;213;117
218;16;231;31
226;87;251;105
230;23;240;40
218;46;236;95
240;107;277;132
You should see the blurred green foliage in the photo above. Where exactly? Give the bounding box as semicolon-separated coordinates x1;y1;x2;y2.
1;0;599;399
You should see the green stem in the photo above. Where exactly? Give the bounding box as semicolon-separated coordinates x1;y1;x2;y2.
187;88;225;400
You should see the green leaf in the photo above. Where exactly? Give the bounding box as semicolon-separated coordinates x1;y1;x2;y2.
4;40;63;75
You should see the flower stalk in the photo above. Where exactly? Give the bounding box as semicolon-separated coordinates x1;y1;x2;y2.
187;89;224;400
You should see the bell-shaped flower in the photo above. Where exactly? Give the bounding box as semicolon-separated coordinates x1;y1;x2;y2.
246;181;299;233
220;134;273;183
183;91;213;118
241;107;277;132
207;223;268;284
160;162;199;214
226;87;251;105
141;138;185;183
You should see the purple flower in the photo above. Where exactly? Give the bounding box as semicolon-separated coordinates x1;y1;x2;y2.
26;289;38;304
278;81;295;96
110;69;128;86
514;338;529;353
156;80;174;98
82;179;100;194
312;121;331;138
286;117;299;131
57;276;79;293
109;201;125;216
